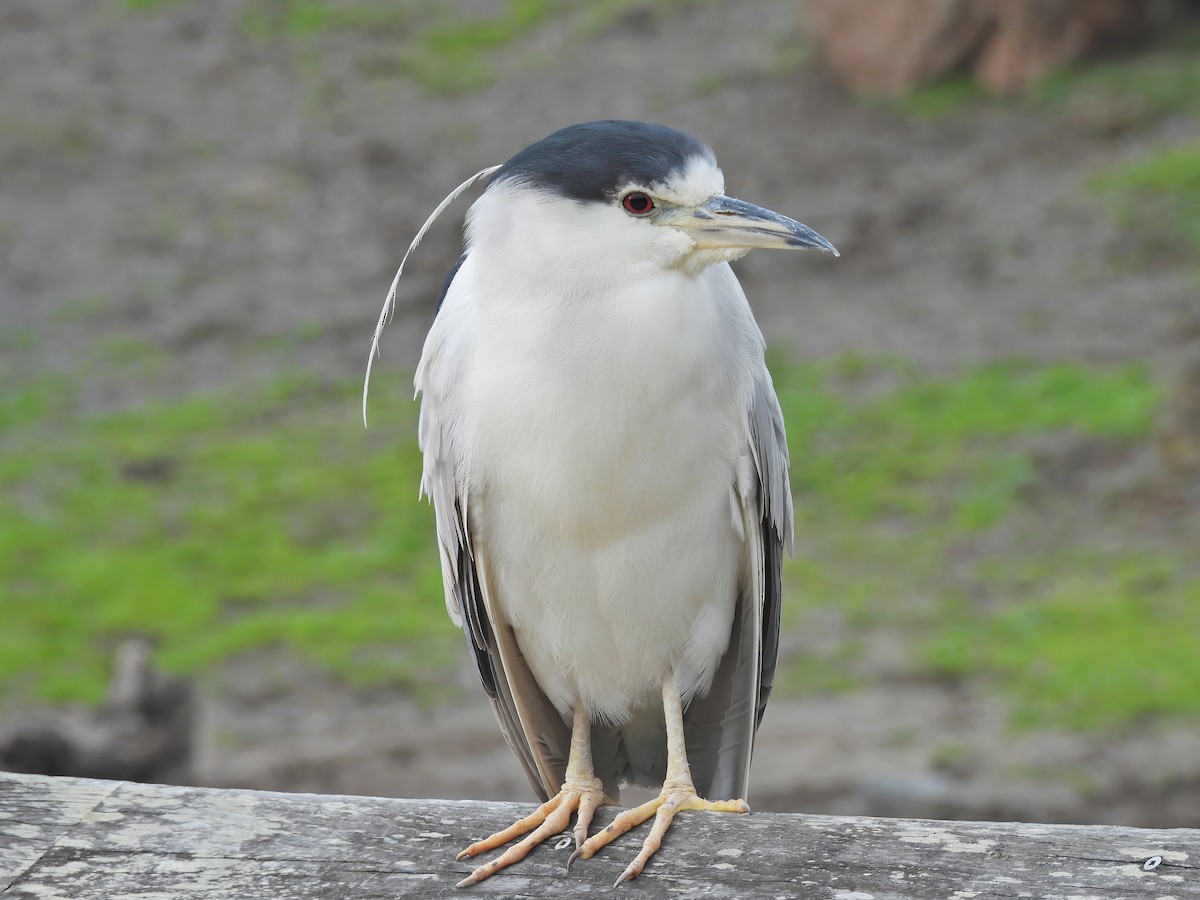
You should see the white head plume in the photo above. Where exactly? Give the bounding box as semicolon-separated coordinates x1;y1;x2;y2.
363;163;502;426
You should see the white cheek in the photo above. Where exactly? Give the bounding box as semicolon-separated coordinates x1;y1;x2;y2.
680;246;750;275
650;227;698;268
641;227;748;275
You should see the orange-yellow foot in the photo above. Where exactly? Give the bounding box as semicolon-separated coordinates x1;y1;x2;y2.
570;781;750;886
456;776;608;887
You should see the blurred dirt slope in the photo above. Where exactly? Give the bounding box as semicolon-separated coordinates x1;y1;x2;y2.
3;0;1193;405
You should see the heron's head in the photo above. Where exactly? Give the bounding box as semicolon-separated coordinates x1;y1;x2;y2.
465;120;838;279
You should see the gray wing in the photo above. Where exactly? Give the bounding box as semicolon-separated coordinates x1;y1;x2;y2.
455;518;574;801
416;259;573;802
683;366;792;801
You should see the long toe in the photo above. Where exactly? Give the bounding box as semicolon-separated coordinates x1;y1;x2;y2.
575;785;750;885
456;777;607;886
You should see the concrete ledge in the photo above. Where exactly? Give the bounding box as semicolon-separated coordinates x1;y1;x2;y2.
1;771;1197;898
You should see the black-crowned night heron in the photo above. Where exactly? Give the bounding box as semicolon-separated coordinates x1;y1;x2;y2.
366;120;837;886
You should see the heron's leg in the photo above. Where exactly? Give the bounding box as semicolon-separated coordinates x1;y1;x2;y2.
570;675;750;886
456;704;609;887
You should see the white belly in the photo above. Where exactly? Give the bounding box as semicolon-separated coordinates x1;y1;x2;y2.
460;266;755;722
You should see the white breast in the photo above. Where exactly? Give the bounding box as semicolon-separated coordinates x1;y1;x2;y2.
443;250;762;723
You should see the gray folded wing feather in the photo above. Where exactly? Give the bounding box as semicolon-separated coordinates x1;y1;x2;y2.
415;263;572;803
682;366;792;801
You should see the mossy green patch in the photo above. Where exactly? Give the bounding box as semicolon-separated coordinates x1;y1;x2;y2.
239;0;422;37
131;0;714;96
925;557;1200;729
1;373;453;704
121;0;190;13
0;328;40;352
0;376;73;432
1032;26;1200;132
3;357;1194;733
240;0;566;94
395;0;564;94
888;77;987;120
776;359;1156;526
771;358;1200;731
1089;143;1200;262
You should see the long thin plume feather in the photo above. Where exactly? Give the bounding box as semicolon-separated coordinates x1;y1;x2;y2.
363;163;502;426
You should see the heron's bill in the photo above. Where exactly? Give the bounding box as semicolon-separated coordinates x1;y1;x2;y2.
667;195;839;256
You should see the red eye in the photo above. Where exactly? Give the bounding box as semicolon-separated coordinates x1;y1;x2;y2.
621;192;655;216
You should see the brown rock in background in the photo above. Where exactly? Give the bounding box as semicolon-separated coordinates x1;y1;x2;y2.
806;0;1149;95
804;0;992;95
976;0;1146;93
0;640;193;784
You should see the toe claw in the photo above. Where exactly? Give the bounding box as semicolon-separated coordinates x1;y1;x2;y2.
566;847;584;871
453;780;608;885
455;867;488;889
614;851;650;887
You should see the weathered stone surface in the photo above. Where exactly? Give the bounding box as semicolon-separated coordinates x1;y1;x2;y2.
2;771;1198;898
806;0;1149;95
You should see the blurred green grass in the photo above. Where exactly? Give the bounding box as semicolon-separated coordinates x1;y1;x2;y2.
925;556;1200;729
126;0;711;95
1089;143;1200;264
771;358;1200;730
4;356;1195;731
1032;23;1200;132
238;0;566;94
1;373;454;705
